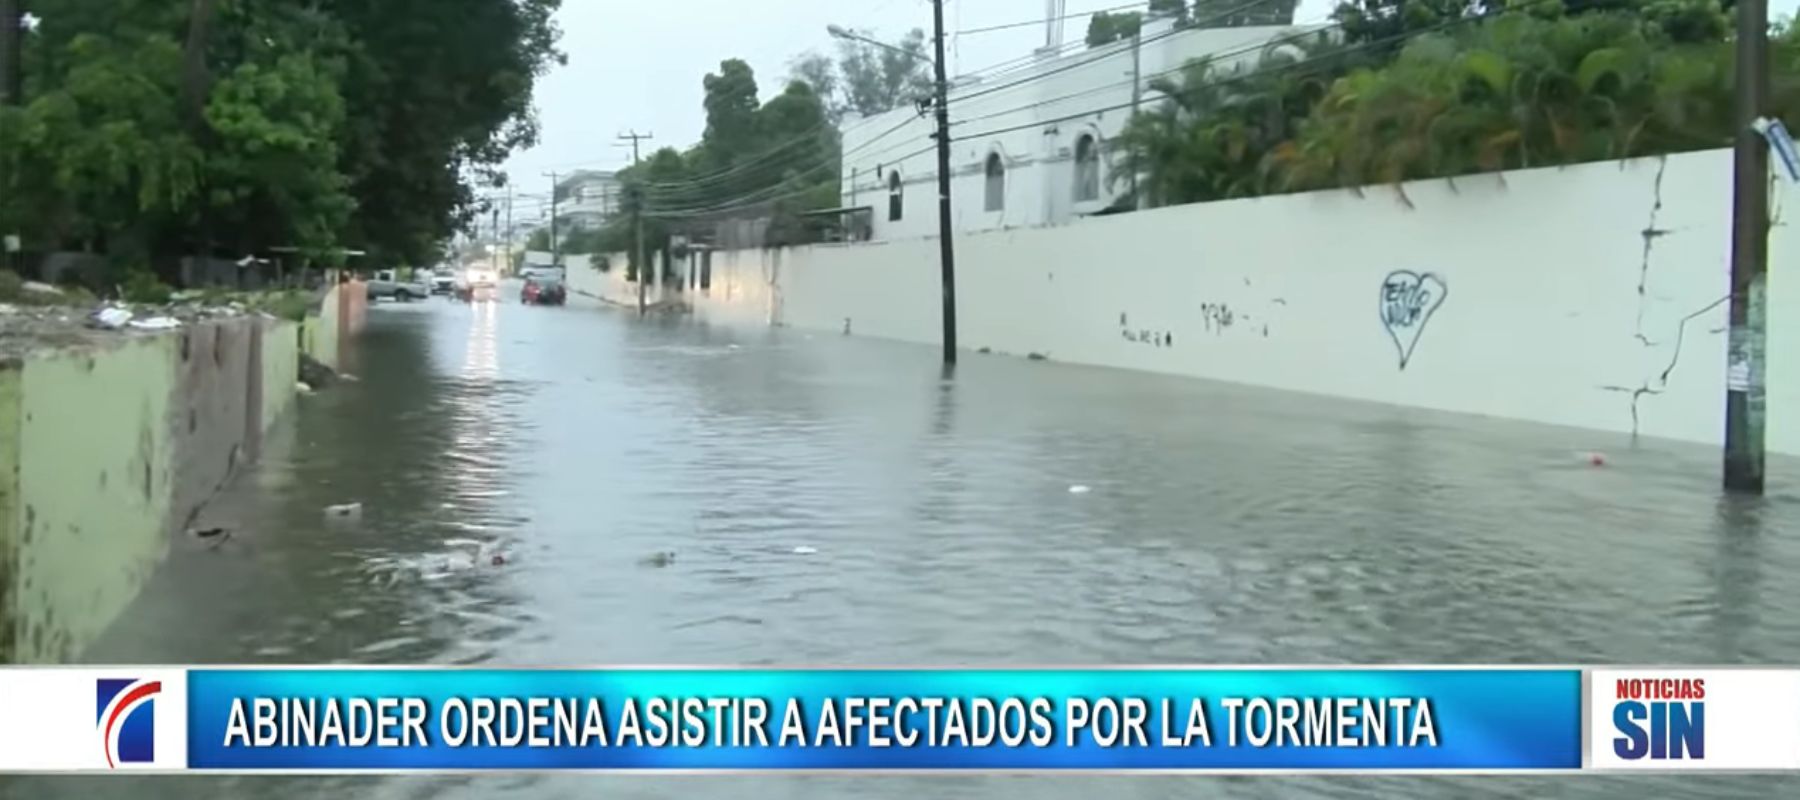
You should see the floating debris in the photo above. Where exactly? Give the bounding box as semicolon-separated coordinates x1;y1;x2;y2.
324;502;363;519
296;381;314;394
639;551;677;568
1589;453;1608;467
1027;352;1049;361
187;527;232;549
128;316;181;330
1068;485;1092;495
791;546;819;556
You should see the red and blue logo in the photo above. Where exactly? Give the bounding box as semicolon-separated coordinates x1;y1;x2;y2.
1612;677;1706;760
96;678;161;767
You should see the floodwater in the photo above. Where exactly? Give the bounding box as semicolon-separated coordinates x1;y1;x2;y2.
17;285;1800;798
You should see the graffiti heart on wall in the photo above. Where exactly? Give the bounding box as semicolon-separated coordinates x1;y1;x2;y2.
1379;271;1448;370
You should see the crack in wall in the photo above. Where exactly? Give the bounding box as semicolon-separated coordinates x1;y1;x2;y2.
1634;156;1671;347
1606;294;1731;437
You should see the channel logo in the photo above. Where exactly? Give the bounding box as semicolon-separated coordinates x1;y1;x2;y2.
1611;677;1704;760
1589;669;1800;771
96;678;161;768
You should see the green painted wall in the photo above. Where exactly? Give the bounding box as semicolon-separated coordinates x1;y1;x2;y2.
15;337;177;663
262;320;301;429
0;360;22;664
0;316;305;663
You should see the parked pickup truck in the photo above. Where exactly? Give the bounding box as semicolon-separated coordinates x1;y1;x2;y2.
367;269;430;301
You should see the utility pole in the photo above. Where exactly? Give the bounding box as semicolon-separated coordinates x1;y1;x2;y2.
1130;27;1143;207
503;188;512;273
490;206;500;275
1725;0;1770;494
544;171;561;276
618;130;653;315
931;0;959;365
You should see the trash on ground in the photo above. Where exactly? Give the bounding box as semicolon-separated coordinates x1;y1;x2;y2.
1068;484;1092;494
325;502;363;519
299;352;337;388
88;307;133;330
128;316;181;330
791;546;819;556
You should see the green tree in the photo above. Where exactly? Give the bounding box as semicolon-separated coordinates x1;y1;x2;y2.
1116;7;1768;210
786;50;842;121
1085;12;1144;48
1;0;563;284
1191;0;1298;27
835;28;932;117
700;58;760;167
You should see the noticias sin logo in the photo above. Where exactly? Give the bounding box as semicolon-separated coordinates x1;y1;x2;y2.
96;678;162;768
1612;677;1705;760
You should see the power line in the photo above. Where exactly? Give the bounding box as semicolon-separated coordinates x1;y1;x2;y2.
949;0;1583;145
644;116;925;218
949;22;1338;129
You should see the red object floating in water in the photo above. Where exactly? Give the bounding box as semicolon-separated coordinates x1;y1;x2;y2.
1589;453;1607;467
491;554;506;566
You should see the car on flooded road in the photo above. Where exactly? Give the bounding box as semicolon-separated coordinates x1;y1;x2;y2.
522;275;566;306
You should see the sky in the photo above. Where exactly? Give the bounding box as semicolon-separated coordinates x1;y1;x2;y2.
499;0;1800;223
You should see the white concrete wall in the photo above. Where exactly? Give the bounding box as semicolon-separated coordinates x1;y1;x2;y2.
843;22;1317;240
690;148;1800;453
566;253;674;308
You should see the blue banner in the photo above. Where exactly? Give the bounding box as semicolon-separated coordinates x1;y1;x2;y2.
185;668;1581;771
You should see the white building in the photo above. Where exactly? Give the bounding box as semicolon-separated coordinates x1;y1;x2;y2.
840;16;1326;241
557;170;622;231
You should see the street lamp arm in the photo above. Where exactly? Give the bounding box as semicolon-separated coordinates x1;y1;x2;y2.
825;25;936;67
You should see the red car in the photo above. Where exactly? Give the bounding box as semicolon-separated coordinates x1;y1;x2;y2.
522;276;566;306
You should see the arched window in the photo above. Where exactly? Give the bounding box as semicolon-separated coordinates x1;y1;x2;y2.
1074;135;1100;202
888;171;903;222
984;153;1006;212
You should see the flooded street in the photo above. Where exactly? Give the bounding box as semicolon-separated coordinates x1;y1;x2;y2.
21;286;1800;798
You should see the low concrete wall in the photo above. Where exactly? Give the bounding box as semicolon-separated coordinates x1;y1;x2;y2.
568;253;673;308
304;280;344;370
690;149;1800;456
0;316;302;663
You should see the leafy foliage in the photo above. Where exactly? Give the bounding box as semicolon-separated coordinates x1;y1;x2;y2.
1117;4;1781;208
1086;12;1145;47
1;0;562;284
788;28;933;120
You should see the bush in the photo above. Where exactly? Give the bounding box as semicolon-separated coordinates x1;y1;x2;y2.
121;270;173;304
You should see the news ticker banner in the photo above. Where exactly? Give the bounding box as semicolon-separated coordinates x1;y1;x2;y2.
0;666;1793;773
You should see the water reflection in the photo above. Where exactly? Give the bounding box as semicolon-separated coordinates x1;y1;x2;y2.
15;294;1800;800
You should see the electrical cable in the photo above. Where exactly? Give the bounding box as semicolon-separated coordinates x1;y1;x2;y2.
948;0;1587;143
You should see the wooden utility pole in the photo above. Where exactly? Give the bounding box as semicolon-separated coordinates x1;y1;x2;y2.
618;130;653;315
1725;0;1770;493
930;0;959;365
544;171;560;273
